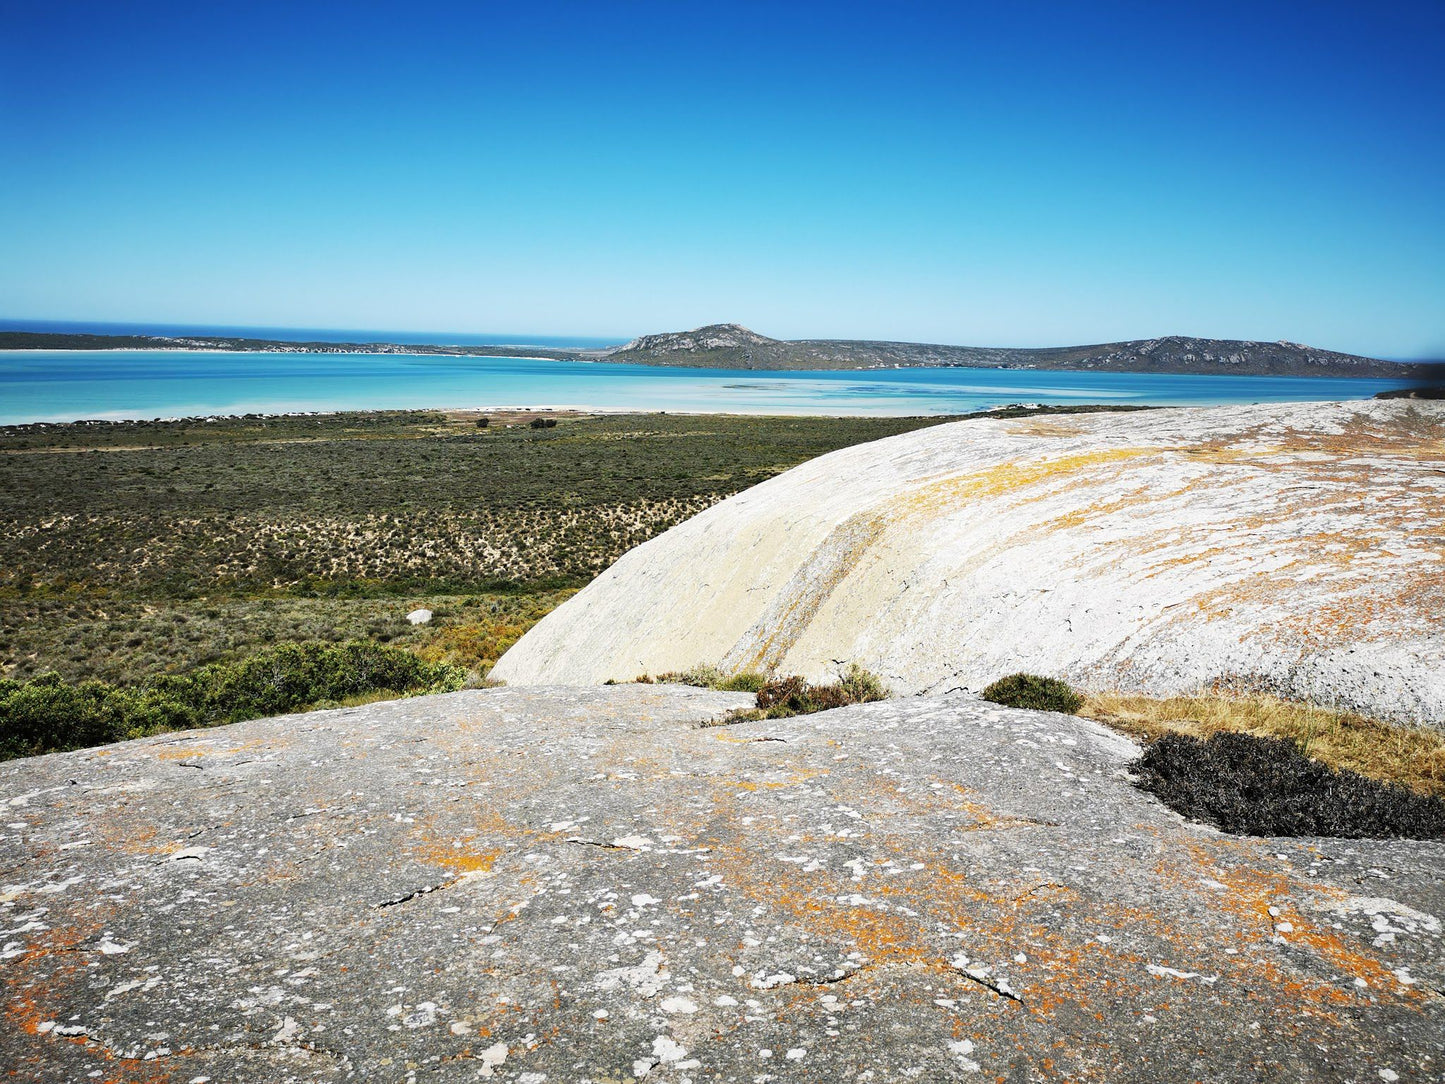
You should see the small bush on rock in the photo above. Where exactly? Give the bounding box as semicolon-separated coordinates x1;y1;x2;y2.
717;671;768;693
1133;731;1445;840
651;666;768;693
981;673;1083;714
748;665;888;720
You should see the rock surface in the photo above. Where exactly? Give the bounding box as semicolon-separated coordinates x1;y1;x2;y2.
2;685;1442;1082
492;400;1445;727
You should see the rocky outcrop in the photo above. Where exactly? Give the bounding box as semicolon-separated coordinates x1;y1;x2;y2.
493;400;1445;727
603;324;1413;377
3;685;1441;1081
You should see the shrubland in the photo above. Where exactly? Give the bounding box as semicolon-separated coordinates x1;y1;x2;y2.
0;410;948;755
0;642;464;760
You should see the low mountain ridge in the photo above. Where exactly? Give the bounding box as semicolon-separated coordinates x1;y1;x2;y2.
2;324;1418;379
605;323;1411;378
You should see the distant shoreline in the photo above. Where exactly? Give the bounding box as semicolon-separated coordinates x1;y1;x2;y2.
1;328;1427;379
0;402;1176;432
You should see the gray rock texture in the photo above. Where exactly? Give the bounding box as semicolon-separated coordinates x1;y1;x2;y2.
2;685;1441;1082
492;400;1445;727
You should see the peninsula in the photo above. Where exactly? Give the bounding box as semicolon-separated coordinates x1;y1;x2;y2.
0;323;1422;380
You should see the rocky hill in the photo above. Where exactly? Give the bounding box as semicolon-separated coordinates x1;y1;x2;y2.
4;684;1441;1081
606;323;1413;378
493;399;1445;727
5;324;1417;379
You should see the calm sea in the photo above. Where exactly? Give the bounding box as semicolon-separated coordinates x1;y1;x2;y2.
0;350;1413;425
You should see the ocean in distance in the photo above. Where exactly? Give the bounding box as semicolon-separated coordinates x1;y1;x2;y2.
0;349;1414;425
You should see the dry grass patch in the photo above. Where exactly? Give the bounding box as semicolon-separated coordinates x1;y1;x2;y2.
1080;692;1445;798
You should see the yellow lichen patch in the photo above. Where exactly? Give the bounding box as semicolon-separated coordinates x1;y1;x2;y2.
1171;840;1421;1005
413;843;501;876
689;760;1418;1045
728;768;829;793
1008;418;1093;439
949;788;1049;832
153;746;211;761
1035;481;1171;533
888;447;1163;522
84;815;170;857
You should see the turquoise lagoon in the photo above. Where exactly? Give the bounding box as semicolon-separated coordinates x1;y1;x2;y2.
0;350;1414;425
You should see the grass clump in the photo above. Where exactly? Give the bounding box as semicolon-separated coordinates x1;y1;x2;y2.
0;641;464;760
1080;692;1445;799
653;665;768;693
980;673;1083;714
1133;731;1445;840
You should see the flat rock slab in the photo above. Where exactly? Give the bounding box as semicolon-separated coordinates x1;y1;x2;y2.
1;685;1441;1082
491;400;1445;727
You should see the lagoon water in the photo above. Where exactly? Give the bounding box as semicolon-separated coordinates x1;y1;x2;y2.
0;349;1413;424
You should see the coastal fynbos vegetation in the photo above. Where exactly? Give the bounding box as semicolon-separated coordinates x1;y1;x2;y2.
0;642;464;760
976;673;1445;828
0;410;951;599
1;410;947;755
635;663;888;721
722;665;889;722
753;665;889;716
648;665;769;693
1132;731;1445;840
1080;691;1445;798
980;672;1084;714
0;411;946;687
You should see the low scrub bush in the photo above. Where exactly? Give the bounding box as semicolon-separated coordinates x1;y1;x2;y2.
1079;691;1445;798
0;642;464;760
1133;731;1445;840
744;665;889;721
653;665;768;693
981;673;1083;714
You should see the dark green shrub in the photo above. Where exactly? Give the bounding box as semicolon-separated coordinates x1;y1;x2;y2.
980;673;1083;714
653;665;767;693
718;672;767;693
0;642;465;761
1134;731;1445;840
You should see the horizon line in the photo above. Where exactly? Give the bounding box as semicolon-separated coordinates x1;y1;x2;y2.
3;316;1440;365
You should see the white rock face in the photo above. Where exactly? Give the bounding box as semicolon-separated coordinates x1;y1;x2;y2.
491;401;1445;726
406;608;433;626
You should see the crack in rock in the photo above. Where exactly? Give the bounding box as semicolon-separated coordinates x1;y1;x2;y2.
377;880;454;908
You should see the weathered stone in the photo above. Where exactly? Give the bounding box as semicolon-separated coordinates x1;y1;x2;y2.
406;608;433;626
2;685;1440;1081
491;400;1445;727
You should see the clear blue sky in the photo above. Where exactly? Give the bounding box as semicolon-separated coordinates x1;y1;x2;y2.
2;1;1441;356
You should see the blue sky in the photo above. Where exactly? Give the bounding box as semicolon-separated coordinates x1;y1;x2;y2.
2;1;1442;356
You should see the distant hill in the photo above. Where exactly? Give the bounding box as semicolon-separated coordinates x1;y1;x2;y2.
606;323;1415;378
1;323;1419;379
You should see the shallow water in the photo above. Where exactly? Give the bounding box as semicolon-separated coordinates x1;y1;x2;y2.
0;349;1412;424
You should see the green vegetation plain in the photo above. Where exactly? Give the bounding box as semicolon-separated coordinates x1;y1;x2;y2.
0;409;964;690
